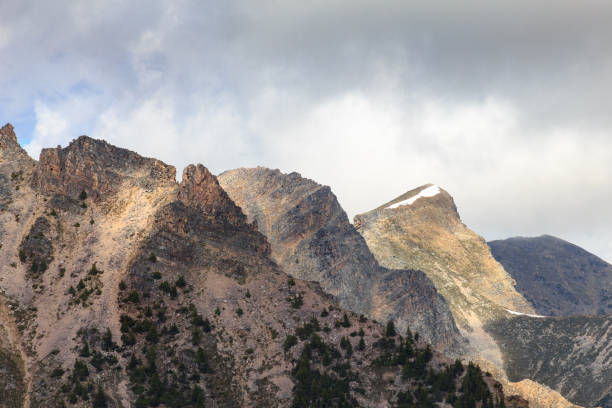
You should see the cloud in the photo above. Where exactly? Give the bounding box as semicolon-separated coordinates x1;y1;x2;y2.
0;25;12;50
24;102;68;158
3;0;612;261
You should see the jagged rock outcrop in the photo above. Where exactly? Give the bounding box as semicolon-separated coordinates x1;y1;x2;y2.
31;136;175;200
218;167;464;353
0;134;180;407
0;124;37;408
0;126;519;407
177;164;246;225
489;235;612;316
0;123;36;213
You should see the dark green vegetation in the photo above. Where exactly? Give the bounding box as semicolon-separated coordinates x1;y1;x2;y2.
118;266;214;407
54;328;118;405
489;235;612;316
66;263;104;307
290;319;504;408
51;259;216;407
19;217;53;281
291;333;357;407
487;314;612;408
0;349;25;408
107;195;257;407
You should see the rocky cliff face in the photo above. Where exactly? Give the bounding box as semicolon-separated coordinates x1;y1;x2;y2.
31;135;175;200
0;127;517;407
489;235;612;316
218;167;463;353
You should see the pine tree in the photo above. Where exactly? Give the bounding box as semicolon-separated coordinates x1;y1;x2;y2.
386;320;396;337
79;341;90;357
92;386;108;408
342;313;351;327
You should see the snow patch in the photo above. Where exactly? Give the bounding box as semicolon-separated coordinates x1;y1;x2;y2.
504;309;547;318
386;185;441;209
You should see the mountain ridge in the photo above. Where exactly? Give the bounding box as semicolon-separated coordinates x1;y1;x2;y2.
0;126;520;407
218;167;465;353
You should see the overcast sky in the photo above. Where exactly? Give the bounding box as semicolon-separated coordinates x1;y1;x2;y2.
2;0;612;261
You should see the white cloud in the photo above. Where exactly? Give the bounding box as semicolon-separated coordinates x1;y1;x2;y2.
24;103;69;158
0;25;12;49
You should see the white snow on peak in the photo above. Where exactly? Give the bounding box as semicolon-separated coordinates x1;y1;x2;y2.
504;309;547;318
386;185;441;209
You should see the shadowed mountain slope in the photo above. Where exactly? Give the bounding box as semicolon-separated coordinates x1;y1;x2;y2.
489;235;612;316
486;314;612;408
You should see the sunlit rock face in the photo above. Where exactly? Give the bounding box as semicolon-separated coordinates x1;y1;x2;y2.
354;184;534;350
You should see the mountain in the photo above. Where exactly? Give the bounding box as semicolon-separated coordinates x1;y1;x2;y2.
354;184;608;408
0;125;518;407
218;167;463;353
353;184;534;369
488;235;612;316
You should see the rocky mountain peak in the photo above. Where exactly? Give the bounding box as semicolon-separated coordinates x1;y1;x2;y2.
356;185;610;408
177;164;246;225
0;124;36;189
0;126;589;408
31;135;176;200
355;183;460;231
0;123;31;161
0;122;17;144
355;184;535;373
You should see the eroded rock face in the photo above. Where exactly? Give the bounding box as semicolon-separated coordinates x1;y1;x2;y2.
0;123;36;213
178;164;246;226
489;235;612;316
218;167;464;353
31;135;176;200
504;380;580;408
0;123;18;146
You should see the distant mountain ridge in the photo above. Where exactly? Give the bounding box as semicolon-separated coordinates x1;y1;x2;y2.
489;235;612;316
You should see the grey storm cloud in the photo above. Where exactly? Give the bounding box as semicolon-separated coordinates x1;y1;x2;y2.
1;0;612;261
